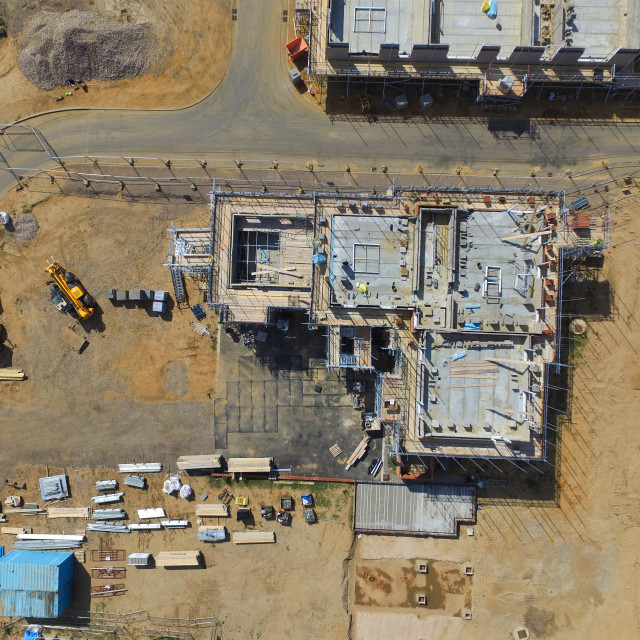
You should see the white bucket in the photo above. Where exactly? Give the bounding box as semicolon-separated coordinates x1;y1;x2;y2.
0;211;10;225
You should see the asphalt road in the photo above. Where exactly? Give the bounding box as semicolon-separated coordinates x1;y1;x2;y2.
2;0;640;194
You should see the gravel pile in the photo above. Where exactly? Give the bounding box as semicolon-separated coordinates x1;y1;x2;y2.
17;10;159;90
11;213;39;243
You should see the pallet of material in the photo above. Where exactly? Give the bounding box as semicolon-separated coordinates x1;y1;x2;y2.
226;457;272;474
48;507;92;519
177;455;222;471
155;551;201;567
74;549;86;563
345;435;370;470
1;527;32;535
195;504;229;517
117;463;162;473
232;531;275;544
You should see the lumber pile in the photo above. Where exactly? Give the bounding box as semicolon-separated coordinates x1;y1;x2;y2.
177;455;222;471
345;436;370;471
232;531;275;544
155;551;201;567
226;457;272;474
1;527;32;535
0;368;25;381
195;503;229;517
48;507;92;519
5;508;45;515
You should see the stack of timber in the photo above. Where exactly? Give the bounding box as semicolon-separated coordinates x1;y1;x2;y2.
232;531;275;544
1;527;32;535
5;507;45;515
176;455;222;472
48;507;92;519
155;550;201;567
195;504;229;517
0;368;25;381
226;457;272;475
345;436;370;470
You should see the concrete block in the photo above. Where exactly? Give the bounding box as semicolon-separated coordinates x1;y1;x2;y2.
152;301;166;314
115;290;128;302
154;290;169;302
142;289;153;301
104;289;116;300
128;289;143;302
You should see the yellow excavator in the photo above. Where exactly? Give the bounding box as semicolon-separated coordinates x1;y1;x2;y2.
45;259;95;320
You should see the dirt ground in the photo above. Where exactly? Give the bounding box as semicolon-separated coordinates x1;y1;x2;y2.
351;185;640;640
0;188;218;470
0;0;232;123
0;467;354;640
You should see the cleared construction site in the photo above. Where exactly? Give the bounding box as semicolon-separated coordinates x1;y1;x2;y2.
167;183;608;484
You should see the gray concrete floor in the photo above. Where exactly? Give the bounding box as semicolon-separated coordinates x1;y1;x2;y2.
214;316;382;480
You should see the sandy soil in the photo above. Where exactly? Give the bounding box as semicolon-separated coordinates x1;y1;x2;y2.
352;186;640;640
0;468;354;639
0;188;218;470
0;0;232;123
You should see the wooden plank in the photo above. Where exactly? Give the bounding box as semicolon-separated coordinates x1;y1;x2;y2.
58;326;87;351
499;229;554;242
198;525;225;532
451;372;499;380
232;531;275;544
74;549;86;563
156;551;201;567
450;383;496;389
227;457;272;474
484;357;532;366
345;435;370;470
48;507;92;519
5;508;45;515
176;455;222;471
195;504;229;517
1;527;32;535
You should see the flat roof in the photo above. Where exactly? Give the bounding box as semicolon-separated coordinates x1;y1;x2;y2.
331;214;414;308
354;482;475;536
332;0;430;54
419;333;538;441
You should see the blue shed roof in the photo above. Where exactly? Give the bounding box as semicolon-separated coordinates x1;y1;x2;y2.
0;551;74;618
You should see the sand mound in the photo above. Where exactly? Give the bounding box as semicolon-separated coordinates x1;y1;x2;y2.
17;10;159;90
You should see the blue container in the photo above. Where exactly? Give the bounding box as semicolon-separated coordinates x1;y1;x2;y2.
0;550;74;618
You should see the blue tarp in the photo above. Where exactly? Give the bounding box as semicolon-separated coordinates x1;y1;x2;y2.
464;322;482;330
312;253;327;264
487;0;498;19
24;628;42;640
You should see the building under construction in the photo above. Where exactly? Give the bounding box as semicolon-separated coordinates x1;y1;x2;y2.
302;0;640;105
168;185;608;471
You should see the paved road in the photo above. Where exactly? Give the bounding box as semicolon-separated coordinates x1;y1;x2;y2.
2;0;640;194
